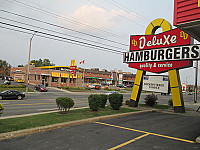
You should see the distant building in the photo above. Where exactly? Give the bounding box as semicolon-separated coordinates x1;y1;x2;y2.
10;65;135;87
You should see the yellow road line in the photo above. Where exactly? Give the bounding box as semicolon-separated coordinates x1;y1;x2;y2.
108;133;150;150
95;122;195;144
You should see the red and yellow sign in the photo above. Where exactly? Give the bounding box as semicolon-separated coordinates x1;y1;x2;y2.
125;23;192;73
130;28;190;51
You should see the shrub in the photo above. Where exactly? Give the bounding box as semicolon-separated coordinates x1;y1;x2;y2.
56;97;63;110
168;99;173;106
109;93;123;110
88;94;101;111
0;84;26;88
56;97;74;113
125;100;130;105
99;94;108;108
0;104;4;115
144;94;158;106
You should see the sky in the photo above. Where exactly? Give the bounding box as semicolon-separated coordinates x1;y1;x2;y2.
0;0;199;85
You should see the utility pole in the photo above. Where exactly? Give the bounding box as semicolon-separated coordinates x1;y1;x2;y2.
194;60;198;103
26;32;36;93
186;75;191;92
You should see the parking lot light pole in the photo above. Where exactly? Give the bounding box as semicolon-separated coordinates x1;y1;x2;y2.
26;32;36;93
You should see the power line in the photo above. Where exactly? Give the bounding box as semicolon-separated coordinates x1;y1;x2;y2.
105;0;150;23
105;0;150;22
87;0;146;28
0;25;123;55
0;22;124;54
0;9;129;47
0;16;127;51
4;0;127;40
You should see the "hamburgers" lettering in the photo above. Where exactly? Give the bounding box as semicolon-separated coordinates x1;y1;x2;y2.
123;45;200;63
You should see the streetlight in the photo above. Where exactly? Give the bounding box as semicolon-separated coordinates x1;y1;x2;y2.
26;32;36;93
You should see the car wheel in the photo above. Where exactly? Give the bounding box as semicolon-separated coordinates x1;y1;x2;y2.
17;95;22;100
0;96;2;100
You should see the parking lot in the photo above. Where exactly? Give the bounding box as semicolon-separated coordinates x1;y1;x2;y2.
1;112;200;150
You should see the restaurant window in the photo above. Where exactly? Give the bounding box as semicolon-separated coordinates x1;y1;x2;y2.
37;75;40;81
52;77;59;82
34;75;37;80
61;78;67;83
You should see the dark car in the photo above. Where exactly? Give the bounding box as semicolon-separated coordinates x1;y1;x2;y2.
4;80;11;85
4;76;13;81
35;84;48;92
94;85;101;90
117;84;126;88
0;90;25;100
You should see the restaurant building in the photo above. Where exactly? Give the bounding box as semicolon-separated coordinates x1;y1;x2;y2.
174;0;200;42
10;65;135;87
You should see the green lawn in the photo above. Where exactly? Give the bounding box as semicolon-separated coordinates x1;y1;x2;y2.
0;88;34;92
0;106;140;134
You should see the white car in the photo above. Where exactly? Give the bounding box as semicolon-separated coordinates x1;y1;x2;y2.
88;84;95;89
105;91;119;95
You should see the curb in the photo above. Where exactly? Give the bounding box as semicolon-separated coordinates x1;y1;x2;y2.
0;109;159;141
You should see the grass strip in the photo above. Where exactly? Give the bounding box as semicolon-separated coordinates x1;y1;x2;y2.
0;106;140;134
0;88;34;92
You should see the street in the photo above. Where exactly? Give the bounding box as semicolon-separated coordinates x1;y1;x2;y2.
0;80;200;117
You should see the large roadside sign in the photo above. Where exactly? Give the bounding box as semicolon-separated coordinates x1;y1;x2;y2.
125;28;193;73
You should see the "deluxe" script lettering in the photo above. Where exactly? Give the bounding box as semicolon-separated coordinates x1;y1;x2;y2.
138;35;177;49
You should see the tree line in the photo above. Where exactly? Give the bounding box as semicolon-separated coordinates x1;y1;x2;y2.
0;59;55;77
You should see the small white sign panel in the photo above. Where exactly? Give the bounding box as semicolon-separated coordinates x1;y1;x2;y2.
142;75;169;93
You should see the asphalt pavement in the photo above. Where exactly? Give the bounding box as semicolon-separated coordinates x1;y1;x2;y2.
0;111;200;150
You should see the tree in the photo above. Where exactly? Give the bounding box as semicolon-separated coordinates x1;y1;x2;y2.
18;64;24;67
31;59;55;67
0;60;11;77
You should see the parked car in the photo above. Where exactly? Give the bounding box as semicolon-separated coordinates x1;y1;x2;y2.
188;92;193;95
101;82;109;86
8;77;14;81
105;91;119;95
126;84;133;88
88;84;95;89
4;76;13;81
0;90;25;100
15;78;24;83
117;84;126;88
35;84;48;92
94;85;101;90
4;80;11;85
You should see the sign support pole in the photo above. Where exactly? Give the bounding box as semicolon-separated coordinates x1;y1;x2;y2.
129;70;146;107
168;69;185;113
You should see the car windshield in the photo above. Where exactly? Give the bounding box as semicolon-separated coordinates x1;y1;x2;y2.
40;85;45;88
1;90;10;93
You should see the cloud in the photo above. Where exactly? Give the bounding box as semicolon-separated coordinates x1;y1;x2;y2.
70;5;125;30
